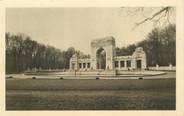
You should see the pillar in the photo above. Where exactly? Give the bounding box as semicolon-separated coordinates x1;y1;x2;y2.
118;60;121;69
124;60;127;68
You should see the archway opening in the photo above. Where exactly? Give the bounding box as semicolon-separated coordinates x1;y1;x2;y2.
96;48;106;69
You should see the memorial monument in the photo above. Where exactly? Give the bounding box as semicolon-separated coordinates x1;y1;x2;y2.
70;36;147;71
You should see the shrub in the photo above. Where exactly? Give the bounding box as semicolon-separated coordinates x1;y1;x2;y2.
138;77;143;80
7;76;13;79
32;77;36;79
96;77;100;80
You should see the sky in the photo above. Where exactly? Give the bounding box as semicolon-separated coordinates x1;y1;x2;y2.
6;7;175;54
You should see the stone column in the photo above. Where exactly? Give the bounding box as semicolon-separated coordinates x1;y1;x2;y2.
131;59;136;69
75;63;77;70
118;60;121;69
86;63;88;69
169;64;172;70
142;54;147;69
76;60;78;70
156;64;159;70
124;60;127;68
69;61;72;70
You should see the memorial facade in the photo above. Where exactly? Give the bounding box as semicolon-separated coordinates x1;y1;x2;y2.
70;36;147;70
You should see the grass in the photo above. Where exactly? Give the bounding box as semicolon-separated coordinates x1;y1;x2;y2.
6;73;176;110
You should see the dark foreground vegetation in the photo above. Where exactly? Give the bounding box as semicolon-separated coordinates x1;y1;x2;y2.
6;73;175;110
6;24;175;73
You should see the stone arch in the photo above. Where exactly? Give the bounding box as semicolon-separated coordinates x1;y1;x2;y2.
90;36;116;70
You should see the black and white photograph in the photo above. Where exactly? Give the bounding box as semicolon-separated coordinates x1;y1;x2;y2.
5;7;177;110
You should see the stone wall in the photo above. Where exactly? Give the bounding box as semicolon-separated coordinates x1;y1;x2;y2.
149;65;176;71
55;70;116;76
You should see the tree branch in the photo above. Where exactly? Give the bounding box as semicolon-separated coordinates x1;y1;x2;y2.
132;7;171;30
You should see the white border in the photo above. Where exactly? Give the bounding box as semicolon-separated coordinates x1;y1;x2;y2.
0;0;184;116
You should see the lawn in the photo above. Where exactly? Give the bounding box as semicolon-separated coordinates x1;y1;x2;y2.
6;73;176;110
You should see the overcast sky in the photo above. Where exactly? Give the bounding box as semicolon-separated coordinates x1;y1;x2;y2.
6;7;175;54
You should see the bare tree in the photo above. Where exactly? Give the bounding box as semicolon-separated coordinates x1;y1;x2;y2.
121;7;175;30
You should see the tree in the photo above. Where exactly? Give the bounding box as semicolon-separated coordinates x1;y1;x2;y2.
62;47;75;69
5;33;73;73
5;33;95;73
137;24;176;66
116;24;176;66
116;44;136;56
